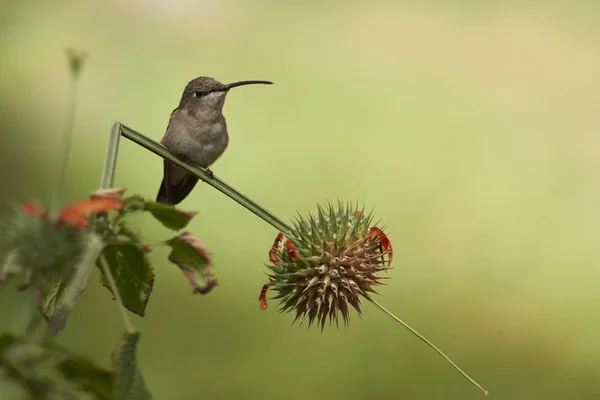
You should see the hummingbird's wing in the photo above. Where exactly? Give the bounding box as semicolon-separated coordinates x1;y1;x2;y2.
156;157;199;205
156;109;199;205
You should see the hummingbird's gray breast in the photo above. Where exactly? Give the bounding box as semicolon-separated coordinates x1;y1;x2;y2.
161;108;229;168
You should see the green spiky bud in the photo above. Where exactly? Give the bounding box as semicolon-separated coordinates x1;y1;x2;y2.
263;202;393;329
1;206;86;282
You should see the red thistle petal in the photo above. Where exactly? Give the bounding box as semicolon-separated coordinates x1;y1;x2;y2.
285;239;300;260
258;281;273;310
367;227;393;264
58;198;123;229
268;232;284;265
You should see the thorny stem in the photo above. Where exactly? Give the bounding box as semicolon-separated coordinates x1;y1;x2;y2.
101;122;292;234
370;299;488;395
98;253;134;333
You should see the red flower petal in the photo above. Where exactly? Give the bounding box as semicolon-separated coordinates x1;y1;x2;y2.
285;239;300;260
258;281;272;310
367;226;393;264
268;232;284;265
21;202;49;221
58;198;123;229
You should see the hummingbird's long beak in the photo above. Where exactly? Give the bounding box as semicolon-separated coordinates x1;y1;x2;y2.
219;80;273;91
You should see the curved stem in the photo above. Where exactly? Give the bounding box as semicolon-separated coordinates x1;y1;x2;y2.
103;122;292;234
100;122;123;190
370;299;488;395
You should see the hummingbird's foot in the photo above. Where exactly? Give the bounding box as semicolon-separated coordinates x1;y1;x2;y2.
204;168;214;179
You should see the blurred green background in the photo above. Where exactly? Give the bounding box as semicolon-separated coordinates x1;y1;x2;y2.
1;0;600;399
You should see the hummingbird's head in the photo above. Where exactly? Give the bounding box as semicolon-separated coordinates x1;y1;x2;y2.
179;76;273;116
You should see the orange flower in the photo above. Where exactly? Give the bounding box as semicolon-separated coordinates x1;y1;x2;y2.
57;198;123;229
21;193;124;230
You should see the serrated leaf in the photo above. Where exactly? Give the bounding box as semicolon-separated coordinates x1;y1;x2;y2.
165;232;217;294
123;196;196;231
99;244;154;317
112;332;151;400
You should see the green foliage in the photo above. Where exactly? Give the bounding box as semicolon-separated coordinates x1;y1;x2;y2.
0;332;114;399
123;195;197;231
45;234;104;337
0;331;152;400
99;243;154;316
95;195;215;314
38;275;69;321
0;192;216;398
0;49;218;400
1;207;86;282
54;349;115;400
113;332;151;400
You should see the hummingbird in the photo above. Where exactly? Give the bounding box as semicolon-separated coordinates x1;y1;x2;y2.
156;76;272;205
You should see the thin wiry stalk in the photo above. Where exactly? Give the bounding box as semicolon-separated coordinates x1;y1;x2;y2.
54;50;86;208
99;252;134;333
101;122;292;234
370;299;489;395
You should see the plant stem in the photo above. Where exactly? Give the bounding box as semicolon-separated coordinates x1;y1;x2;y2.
98;253;135;333
102;122;292;234
370;299;488;395
100;122;122;190
53;71;79;209
46;234;104;337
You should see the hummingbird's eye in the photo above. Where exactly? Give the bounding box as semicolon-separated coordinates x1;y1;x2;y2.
194;91;204;98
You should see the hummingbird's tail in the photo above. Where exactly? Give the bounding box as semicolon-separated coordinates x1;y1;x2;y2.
156;175;199;205
156;178;171;205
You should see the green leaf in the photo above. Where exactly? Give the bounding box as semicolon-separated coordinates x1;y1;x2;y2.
0;333;115;399
56;355;115;400
112;332;151;400
123;196;197;231
165;232;217;294
99;244;154;317
38;276;70;321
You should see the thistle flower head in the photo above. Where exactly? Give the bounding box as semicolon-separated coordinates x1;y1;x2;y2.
262;202;393;329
